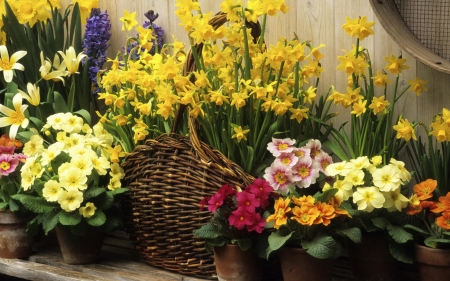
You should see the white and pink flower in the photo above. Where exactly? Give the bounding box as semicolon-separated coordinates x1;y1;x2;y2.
274;152;298;167
0;154;20;176
291;157;320;188
304;139;322;159
263;163;293;193
267;138;295;157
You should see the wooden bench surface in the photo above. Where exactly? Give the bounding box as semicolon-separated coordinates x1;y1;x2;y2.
0;231;420;281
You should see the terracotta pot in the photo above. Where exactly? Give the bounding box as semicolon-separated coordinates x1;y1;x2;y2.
0;209;33;259
213;244;262;281
278;246;335;281
347;231;399;281
55;225;105;265
415;243;450;281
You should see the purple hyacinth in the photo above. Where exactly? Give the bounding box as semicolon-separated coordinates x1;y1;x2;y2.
142;10;164;54
82;8;111;95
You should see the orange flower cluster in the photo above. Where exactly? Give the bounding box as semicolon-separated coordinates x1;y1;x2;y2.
0;134;22;149
407;179;450;230
267;195;350;230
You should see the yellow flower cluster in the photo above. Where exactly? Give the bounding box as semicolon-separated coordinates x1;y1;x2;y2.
98;0;334;171
20;112;125;215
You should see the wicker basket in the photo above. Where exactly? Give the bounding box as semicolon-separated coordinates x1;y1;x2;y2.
121;12;262;279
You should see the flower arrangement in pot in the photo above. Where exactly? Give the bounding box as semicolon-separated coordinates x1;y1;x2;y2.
12;112;129;264
263;138;361;281
193;178;276;281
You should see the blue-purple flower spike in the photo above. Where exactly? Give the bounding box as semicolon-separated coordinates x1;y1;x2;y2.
82;8;112;95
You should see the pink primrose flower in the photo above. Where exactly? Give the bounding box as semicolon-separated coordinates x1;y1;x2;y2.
267;138;296;157
207;193;224;213
228;208;253;230
246;213;266;233
218;184;236;197
304;139;322;159
199;196;211;211
274;152;298;167
315;152;333;175
263;162;293;193
0;154;19;176
236;191;260;213
292;158;320;188
292;147;311;160
0;145;15;154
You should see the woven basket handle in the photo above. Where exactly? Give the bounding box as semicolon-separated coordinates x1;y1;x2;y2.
170;12;262;166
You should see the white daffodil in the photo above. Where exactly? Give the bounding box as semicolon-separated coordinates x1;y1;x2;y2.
0;45;27;82
0;93;29;140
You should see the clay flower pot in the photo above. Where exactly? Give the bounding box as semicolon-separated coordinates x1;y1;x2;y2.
278;247;335;281
415;243;450;281
213;244;262;281
0;209;33;259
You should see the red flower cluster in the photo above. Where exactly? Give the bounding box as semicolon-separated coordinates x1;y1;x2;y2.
200;178;274;233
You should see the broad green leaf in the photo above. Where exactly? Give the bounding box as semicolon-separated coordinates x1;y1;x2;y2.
83;187;105;200
424;237;450;248
332;227;362;244
234;238;252;251
386;223;413;244
404;224;429;236
12;194;55;213
389;240;414;264
53;91;68;113
51;151;71;173
86;210;106;227
267;229;293;259
371;217;386;230
302;234;339;259
59;211;82;226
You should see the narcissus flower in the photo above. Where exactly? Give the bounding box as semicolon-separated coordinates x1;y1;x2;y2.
0;93;29;140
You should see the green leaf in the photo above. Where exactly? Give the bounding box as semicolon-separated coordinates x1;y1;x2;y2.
84;187;105;200
108;188;129;197
371;217;386;230
301;234;339;259
332;227;362;244
0;202;8;210
41;210;60;234
314;188;338;203
193;222;221;239
86;210;106;227
234;238;252;251
59;211;82;226
52;91;68;113
389;240;414;263
93;192;114;210
267;229;293;259
386;223;413;244
424;237;450;248
12;194;55;213
74;109;91;124
8;199;20;212
404;224;429;236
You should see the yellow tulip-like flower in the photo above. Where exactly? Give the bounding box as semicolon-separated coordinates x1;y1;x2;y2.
393;118;417;141
39;52;67;83
58;47;87;74
231;126;250;143
18;83;40;106
408;77;428;96
79;202;97;218
119;10;138;31
0;45;27;83
0;93;29;140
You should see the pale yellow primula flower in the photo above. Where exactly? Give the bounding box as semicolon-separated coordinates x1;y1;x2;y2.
43;180;62;202
79;202;97;218
371;165;401;192
344;169;365;186
22;134;44;157
21;170;34;191
91;155;110;176
58;189;83;212
382;188;409;212
59;166;88;191
0;93;29;140
353;186;385;212
70;155;94;176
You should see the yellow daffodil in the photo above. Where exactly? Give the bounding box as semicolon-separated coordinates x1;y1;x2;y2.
0;45;27;83
408;77;428;96
119;10;138;31
79;202;97;218
231;126;250;143
73;0;99;24
11;0;49;27
289;107;309;123
368;96;390;115
0;93;29;140
18;83;40;106
371;70;392;87
393;118;417;141
351;99;367;117
57;46;87;74
384;54;409;75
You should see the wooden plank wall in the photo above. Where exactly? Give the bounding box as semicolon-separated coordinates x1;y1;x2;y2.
60;0;450;152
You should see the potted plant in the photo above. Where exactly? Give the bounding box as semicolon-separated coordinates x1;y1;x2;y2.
263;138;360;281
403;179;450;280
326;156;415;281
12;112;129;264
0;134;36;259
193;178;276;281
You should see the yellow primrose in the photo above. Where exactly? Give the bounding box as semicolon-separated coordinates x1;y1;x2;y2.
79;202;97;218
57;189;83;212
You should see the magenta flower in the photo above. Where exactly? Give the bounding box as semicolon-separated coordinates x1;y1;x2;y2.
247;178;273;209
0;145;14;154
218;184;236;197
207;193;224;213
199;195;211;211
0;154;19;176
236;191;260;213
228;208;253;230
247;213;266;233
267;138;295;157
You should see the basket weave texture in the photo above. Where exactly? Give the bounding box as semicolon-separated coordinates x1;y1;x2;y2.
121;12;261;279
